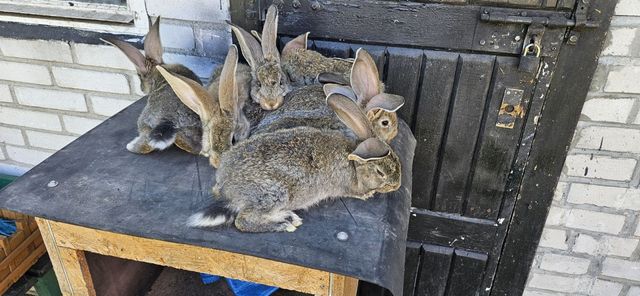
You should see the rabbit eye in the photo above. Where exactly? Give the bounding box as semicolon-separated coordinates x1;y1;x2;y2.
381;120;390;127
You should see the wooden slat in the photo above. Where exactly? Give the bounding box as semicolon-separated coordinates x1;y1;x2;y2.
276;1;479;50
331;274;359;296
432;54;495;214
403;242;422;296
464;57;532;219
411;51;459;209
385;47;423;126
445;250;488;296
58;247;97;296
36;218;73;295
312;40;352;58
414;245;453;296
46;220;336;296
408;209;498;254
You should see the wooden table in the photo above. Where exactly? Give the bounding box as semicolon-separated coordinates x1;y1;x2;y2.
0;99;416;296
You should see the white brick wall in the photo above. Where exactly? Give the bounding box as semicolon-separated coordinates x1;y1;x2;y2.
526;1;640;295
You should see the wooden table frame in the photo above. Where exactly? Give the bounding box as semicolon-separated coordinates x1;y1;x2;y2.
35;218;358;296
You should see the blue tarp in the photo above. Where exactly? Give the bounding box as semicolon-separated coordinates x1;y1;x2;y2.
200;273;279;296
0;218;16;237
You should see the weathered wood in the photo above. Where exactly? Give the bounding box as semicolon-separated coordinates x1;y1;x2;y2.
276;1;480;50
464;57;533;219
402;242;422;296
432;54;495;214
445;250;488;295
407;209;497;254
57;248;96;296
36;218;74;296
47;220;345;296
385;47;423;126
313;40;352;58
411;51;459;209
414;245;453;296
491;1;617;295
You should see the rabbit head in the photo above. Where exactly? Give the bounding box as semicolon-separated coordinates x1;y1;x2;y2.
327;93;401;194
230;5;291;110
156;46;242;168
323;49;404;143
103;17;170;94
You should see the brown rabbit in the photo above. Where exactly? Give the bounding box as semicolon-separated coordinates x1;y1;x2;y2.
229;5;291;110
323;49;404;143
187;93;402;233
281;32;353;86
156;46;246;168
103;17;202;155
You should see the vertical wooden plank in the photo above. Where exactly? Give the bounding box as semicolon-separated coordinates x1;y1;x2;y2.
58;248;97;296
385;47;424;126
411;51;459;209
36;218;96;296
432;54;495;214
464;57;533;219
403;242;422;296
508;0;542;7
330;274;358;296
312;40;352;58
414;245;454;296
445;250;488;296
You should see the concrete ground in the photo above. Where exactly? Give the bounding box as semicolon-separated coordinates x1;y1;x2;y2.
146;267;309;296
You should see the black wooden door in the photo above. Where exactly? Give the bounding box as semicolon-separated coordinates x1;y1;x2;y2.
231;1;614;295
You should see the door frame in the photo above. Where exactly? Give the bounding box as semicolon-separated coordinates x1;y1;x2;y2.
491;1;617;295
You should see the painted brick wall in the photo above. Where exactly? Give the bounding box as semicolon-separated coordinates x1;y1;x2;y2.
0;0;229;175
524;1;640;295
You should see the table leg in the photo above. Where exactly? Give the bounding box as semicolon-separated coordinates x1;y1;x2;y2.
36;218;96;296
330;274;358;296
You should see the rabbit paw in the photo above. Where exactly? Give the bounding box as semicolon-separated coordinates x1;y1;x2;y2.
285;211;303;227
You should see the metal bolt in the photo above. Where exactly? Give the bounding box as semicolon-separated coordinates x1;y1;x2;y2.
483;9;489;14
514;36;521;42
479;40;486;46
520;11;527;17
292;0;301;8
505;105;515;113
311;1;320;10
569;35;579;43
47;180;58;188
336;231;349;241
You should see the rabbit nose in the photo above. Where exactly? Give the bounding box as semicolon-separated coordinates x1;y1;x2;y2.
261;100;281;110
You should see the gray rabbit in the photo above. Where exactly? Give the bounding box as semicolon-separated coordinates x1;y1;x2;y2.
187;93;402;233
229;5;291;110
157;46;247;168
103;17;202;154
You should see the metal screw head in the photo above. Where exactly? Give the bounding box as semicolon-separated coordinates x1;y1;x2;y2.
311;1;320;10
292;0;301;8
336;231;349;241
569;35;579;43
520;11;527;17
47;180;58;188
505;105;515;113
479;40;486;46
514;36;521;42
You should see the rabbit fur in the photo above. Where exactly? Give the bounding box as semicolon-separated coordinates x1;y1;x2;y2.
103;17;202;155
187;93;402;233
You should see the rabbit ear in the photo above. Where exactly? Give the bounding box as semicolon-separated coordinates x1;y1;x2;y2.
145;16;163;65
250;30;262;42
101;37;147;74
317;72;349;85
156;66;216;119
351;48;381;105
348;138;390;162
230;23;264;69
282;32;309;56
327;93;373;140
323;84;356;101
218;45;239;114
365;93;405;113
261;5;280;62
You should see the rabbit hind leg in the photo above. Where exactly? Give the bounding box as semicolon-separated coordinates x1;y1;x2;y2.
126;129;154;154
175;127;202;155
235;208;297;233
